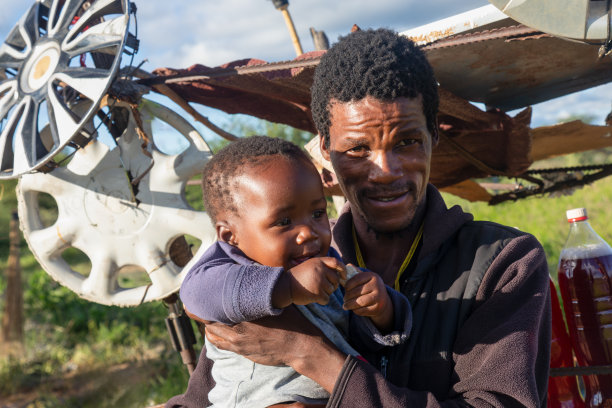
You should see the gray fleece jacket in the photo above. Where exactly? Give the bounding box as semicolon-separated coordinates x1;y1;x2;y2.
326;184;551;407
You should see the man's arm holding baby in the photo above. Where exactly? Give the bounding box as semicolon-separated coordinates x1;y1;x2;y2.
204;306;347;393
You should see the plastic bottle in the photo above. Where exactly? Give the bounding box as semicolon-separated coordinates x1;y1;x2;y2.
548;278;585;407
557;207;612;406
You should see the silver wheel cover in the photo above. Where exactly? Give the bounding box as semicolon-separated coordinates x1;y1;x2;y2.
17;100;216;306
0;0;130;178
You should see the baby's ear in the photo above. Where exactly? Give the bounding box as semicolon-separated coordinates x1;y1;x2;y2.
216;220;237;246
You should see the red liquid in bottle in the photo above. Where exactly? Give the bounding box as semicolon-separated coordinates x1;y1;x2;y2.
558;245;612;406
549;278;585;407
557;208;612;406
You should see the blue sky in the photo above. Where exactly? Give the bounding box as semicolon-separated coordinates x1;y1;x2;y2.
2;0;611;143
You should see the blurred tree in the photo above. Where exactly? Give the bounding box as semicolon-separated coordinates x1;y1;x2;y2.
1;210;24;355
556;113;597;125
209;116;315;153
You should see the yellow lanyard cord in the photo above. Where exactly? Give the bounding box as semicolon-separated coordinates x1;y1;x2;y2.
352;222;424;291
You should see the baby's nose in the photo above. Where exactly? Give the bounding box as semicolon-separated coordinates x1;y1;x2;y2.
296;224;318;244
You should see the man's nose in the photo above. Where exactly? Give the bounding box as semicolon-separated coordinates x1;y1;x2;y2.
296;223;318;245
368;151;402;183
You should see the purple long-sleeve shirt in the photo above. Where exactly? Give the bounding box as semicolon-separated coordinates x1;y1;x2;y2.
180;242;285;325
180;241;412;351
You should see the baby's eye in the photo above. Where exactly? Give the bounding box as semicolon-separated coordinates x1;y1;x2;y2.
277;217;291;226
313;209;326;219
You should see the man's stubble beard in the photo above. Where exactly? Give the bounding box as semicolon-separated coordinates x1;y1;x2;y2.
355;189;423;241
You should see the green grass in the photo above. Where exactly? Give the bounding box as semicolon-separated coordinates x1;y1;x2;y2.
0;177;196;407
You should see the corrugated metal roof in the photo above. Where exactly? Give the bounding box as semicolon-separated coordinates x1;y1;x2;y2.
423;26;612;111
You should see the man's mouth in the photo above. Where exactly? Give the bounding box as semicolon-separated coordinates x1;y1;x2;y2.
368;190;409;203
374;194;404;202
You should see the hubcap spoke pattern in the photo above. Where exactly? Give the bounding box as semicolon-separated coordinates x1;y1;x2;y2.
17;100;215;306
0;0;129;179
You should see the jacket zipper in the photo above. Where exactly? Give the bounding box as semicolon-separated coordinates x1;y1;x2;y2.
380;355;389;379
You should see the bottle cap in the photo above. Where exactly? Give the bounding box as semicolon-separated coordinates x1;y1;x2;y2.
566;208;588;223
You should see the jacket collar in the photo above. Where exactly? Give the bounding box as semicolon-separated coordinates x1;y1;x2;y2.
331;184;473;264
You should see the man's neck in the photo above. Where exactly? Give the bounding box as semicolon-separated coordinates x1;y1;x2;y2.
353;200;426;286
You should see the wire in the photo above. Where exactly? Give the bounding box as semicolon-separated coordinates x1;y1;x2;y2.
599;0;612;58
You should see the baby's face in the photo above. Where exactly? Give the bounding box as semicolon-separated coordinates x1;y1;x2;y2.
229;158;331;271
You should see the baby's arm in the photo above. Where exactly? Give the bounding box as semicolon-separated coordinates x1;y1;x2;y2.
180;244;347;325
344;271;412;352
180;247;284;324
343;270;394;332
273;257;347;308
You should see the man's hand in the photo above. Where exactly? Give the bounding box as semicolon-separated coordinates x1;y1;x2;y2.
343;271;394;332
204;306;346;393
275;257;346;307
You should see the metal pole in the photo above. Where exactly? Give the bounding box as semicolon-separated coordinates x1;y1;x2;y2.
164;294;197;375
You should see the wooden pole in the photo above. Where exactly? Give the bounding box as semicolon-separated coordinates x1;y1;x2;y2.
1;210;24;354
279;6;303;57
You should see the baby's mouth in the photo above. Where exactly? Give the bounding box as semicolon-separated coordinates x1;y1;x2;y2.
292;251;319;266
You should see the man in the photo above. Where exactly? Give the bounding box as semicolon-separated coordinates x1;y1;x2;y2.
167;28;551;407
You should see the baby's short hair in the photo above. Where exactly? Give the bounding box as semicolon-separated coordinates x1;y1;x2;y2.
202;135;313;223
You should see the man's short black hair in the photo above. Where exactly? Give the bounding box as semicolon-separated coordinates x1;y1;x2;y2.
201;135;313;223
311;28;439;147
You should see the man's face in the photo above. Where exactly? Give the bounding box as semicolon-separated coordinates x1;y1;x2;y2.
223;158;332;271
321;95;433;233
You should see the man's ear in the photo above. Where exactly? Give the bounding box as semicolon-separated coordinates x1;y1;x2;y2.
431;118;440;147
216;220;237;246
319;134;331;161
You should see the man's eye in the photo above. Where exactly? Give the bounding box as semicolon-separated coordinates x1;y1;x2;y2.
277;217;291;226
313;209;326;219
397;138;417;147
346;145;368;156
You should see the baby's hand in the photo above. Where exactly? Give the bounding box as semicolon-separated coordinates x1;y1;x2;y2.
343;271;393;332
287;257;346;305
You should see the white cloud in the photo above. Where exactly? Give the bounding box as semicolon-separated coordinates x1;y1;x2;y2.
530;83;612;127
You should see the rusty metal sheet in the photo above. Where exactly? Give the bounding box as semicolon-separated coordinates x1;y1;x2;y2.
423;25;612;111
151;53;323;134
148;23;612;191
439;179;492;202
531;120;612;161
149;48;535;190
433;106;533;187
402;4;514;45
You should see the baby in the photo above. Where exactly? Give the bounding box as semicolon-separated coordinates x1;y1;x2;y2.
180;136;411;407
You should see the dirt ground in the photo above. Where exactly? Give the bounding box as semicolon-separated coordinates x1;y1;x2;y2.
0;360;162;408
